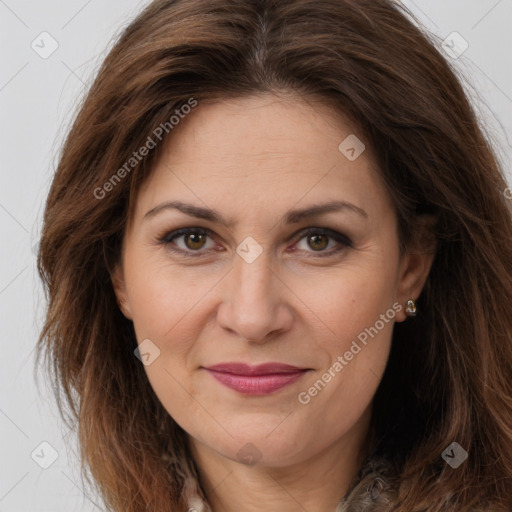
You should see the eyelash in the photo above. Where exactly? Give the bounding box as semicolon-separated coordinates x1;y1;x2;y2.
157;227;353;258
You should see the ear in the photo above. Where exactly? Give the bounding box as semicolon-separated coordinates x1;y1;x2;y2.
111;263;133;320
394;214;437;322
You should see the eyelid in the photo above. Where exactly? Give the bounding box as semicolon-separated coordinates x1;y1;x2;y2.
290;227;352;258
158;227;219;256
294;227;352;247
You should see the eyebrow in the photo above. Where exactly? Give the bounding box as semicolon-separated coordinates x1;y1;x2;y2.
143;199;368;226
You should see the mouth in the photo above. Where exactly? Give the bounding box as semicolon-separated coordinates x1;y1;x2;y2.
203;362;311;395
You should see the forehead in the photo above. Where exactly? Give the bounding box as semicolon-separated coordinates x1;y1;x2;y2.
131;93;392;227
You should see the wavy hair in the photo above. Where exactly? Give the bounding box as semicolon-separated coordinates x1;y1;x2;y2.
36;0;512;510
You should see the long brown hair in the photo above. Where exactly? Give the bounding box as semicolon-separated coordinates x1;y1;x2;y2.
36;0;512;510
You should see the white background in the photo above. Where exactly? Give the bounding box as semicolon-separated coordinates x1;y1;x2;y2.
1;1;511;510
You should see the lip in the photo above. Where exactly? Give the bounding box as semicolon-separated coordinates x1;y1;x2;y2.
203;362;310;395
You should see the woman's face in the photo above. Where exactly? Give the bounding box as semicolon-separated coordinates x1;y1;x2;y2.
113;93;433;469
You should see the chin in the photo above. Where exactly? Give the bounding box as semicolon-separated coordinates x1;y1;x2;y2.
203;422;313;467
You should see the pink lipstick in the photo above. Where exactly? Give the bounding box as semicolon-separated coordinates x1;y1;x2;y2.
203;362;309;395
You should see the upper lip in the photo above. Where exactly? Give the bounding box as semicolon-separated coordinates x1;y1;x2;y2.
204;362;309;376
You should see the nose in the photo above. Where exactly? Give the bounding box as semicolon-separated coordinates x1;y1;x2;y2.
216;248;294;343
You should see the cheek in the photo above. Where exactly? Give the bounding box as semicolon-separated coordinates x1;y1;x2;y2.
292;253;397;414
123;253;220;420
291;253;398;344
125;250;217;342
125;260;209;428
295;305;394;450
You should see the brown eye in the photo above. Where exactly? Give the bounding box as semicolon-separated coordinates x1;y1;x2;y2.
307;234;329;251
294;228;352;257
159;228;216;255
184;232;207;250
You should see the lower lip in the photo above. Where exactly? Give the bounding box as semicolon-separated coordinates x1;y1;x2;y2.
205;369;308;395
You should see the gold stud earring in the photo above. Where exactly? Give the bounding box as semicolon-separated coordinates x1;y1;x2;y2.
405;299;417;317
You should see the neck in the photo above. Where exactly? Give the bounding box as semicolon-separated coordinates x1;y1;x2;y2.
188;407;373;512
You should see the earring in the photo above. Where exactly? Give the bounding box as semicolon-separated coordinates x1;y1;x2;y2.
405;299;417;317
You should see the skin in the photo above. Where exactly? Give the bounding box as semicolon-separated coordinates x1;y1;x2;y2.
112;93;436;512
